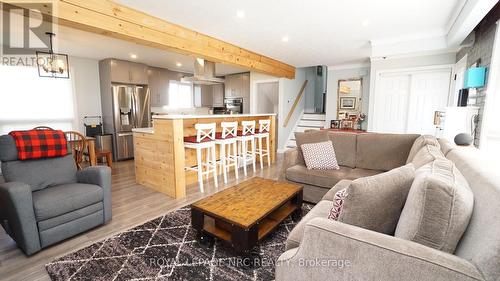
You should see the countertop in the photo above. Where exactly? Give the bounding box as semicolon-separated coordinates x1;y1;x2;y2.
132;127;154;134
152;113;277;119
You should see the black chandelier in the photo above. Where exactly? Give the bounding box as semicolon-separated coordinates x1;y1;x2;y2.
36;32;70;79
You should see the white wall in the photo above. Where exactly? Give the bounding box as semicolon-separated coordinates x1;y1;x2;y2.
70;56;102;133
326;65;370;129
278;68;307;150
304;67;317;112
368;52;456;130
250;72;279;114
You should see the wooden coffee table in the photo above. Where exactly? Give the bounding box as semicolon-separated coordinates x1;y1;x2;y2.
191;177;303;259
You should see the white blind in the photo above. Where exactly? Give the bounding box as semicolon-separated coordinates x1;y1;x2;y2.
0;65;76;135
167;81;193;108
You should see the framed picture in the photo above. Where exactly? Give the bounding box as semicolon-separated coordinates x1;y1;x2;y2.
341;120;354;129
340;97;356;109
330;120;341;129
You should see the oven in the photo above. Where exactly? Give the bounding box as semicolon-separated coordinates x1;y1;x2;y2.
224;98;243;114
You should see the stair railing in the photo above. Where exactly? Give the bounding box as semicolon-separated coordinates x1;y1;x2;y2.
283;80;308;127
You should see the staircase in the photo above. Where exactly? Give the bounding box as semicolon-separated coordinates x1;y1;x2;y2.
286;113;326;148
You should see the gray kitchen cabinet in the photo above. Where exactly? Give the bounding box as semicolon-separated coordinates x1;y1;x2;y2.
147;67;169;107
200;85;213;107
212;84;224;106
129;62;148;84
108;59;148;85
224;72;250;98
109;59;131;84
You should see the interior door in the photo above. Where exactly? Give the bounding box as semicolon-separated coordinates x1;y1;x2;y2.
406;71;451;134
373;74;411;133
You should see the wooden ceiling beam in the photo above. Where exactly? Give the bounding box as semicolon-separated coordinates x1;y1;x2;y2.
4;0;295;78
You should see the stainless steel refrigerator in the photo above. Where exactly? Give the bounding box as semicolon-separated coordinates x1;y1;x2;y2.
109;84;151;161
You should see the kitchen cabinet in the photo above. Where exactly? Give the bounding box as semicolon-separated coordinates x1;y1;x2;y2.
212;84;224;106
109;59;148;84
148;67;169;107
224;72;250;99
200;85;213;107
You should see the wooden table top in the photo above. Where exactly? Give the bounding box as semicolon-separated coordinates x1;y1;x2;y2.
192;177;302;228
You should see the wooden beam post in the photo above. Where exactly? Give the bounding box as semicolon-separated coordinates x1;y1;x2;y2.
3;0;295;78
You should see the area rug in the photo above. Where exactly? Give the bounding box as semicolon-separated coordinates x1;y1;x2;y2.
45;204;313;281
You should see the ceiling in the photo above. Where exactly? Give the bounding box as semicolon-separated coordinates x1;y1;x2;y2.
53;26;246;75
115;0;464;67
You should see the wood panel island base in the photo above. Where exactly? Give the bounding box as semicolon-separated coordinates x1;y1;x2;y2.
133;114;276;198
190;178;303;264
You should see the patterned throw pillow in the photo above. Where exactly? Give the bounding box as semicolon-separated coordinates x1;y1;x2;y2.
328;188;348;220
300;141;340;170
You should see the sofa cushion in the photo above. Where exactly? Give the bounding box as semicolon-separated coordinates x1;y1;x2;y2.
322;179;352;201
395;159;473;254
438;138;456;156
32;183;104;221
37;202;103;231
294;130;329;165
286;165;382;189
406;135;440;163
411;144;446;169
1;154;78;191
327;132;357;168
285;200;332;250
339;164;415;235
356;133;419;171
301;141;339;170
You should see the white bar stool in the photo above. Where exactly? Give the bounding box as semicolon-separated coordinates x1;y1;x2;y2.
254;119;271;169
184;123;218;192
237;120;256;176
214;122;238;184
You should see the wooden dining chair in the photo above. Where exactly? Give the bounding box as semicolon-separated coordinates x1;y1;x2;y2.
64;131;86;170
33;126;54;130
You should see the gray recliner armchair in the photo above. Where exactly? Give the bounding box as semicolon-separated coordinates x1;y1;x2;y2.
0;135;112;255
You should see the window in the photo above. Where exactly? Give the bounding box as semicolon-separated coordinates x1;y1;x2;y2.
0;65;76;135
167;81;193;108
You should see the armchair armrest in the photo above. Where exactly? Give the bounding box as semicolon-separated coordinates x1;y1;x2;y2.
77;166;112;222
276;218;483;281
0;182;41;255
281;148;303;180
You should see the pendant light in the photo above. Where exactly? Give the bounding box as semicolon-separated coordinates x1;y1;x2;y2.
36;32;70;79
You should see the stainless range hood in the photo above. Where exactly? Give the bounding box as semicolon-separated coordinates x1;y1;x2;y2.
181;58;225;85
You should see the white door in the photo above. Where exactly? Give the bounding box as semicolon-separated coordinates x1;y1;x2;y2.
373;68;451;134
406;71;451;134
373;74;411;133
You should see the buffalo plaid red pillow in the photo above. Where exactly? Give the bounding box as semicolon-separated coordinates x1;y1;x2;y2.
9;129;68;160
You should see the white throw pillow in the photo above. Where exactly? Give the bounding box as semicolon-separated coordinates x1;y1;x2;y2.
300;141;340;170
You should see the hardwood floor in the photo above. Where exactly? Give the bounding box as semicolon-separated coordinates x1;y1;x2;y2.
0;157;284;281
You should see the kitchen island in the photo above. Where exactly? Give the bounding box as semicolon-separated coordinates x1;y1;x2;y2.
133;114;276;198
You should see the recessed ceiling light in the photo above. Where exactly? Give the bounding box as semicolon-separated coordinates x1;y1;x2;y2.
282;36;289;43
362;19;371;27
236;9;245;18
176;62;182;67
130;54;137;59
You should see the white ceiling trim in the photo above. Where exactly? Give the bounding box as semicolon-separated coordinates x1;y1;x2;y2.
446;0;499;46
328;62;371;71
369;0;497;59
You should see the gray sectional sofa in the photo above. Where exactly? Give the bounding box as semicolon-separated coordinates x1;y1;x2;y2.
284;131;420;203
277;134;500;281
